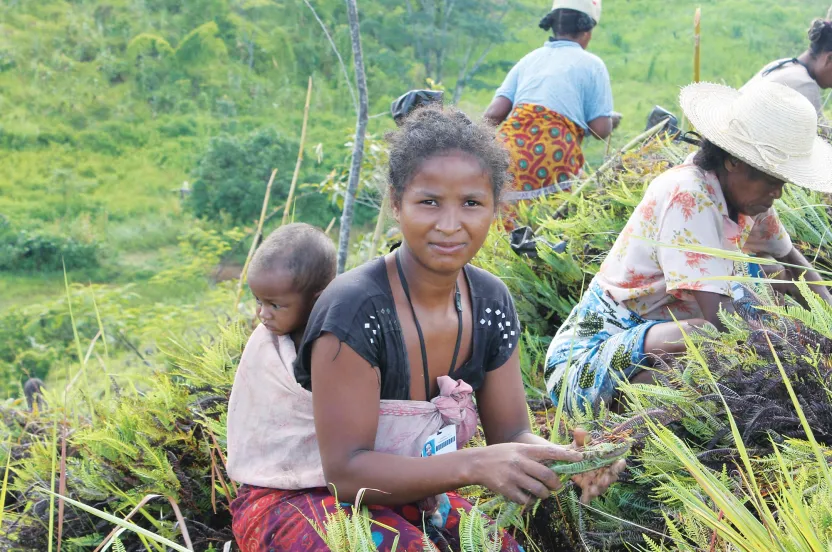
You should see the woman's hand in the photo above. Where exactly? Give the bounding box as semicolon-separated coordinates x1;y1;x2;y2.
569;428;627;504
471;443;582;506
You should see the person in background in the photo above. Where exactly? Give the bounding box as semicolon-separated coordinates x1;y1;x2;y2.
545;81;832;416
744;18;832;134
484;0;619;228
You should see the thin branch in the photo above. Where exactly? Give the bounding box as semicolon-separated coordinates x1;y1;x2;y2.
338;0;370;274
283;77;313;225
300;0;358;113
234;169;278;310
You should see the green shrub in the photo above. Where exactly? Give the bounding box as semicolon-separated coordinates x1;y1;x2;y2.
0;229;100;272
188;127;298;224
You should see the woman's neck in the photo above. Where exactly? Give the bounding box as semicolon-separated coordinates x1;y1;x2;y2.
552;33;588;49
798;51;819;81
396;246;461;310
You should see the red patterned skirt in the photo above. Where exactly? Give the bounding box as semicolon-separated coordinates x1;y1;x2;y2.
230;485;524;551
498;103;585;228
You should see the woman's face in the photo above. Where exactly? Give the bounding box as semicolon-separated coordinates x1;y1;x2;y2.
392;151;495;274
814;52;832;89
721;158;785;217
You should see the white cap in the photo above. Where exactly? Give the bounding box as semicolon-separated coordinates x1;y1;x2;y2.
551;0;601;23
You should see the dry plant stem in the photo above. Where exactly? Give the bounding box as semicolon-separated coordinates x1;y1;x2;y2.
300;0;357;112
325;216;336;235
235;168;278;312
0;434;12;530
57;424;67;552
206;427;237;496
553;119;668;219
93;495;194;552
337;0;370;274
368;194;389;261
693;8;701;83
283;77;313;226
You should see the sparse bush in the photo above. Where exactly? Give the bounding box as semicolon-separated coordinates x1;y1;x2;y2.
188;127;298;224
0;229;99;273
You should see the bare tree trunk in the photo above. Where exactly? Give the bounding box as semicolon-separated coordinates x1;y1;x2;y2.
451;7;507;104
452;42;495;104
337;0;370;274
404;0;428;78
451;44;474;104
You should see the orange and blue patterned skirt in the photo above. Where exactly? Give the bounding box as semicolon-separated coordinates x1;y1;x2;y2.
498;103;585;229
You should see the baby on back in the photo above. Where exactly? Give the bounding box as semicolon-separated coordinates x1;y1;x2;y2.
226;223;336;488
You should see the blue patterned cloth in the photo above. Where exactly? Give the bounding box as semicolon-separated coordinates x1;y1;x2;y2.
546;269;766;415
545;279;662;415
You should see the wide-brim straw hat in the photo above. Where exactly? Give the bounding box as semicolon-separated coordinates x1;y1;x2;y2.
680;81;832;193
551;0;601;23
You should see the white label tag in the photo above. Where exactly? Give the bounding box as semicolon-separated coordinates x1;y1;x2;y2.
421;425;457;457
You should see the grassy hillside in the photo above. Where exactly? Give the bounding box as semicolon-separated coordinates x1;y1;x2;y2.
4;2;832;550
0;0;830;389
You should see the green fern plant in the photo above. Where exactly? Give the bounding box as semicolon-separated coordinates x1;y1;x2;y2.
458;501;502;552
758;277;832;338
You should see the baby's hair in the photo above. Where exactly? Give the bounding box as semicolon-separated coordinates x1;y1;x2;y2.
539;8;596;36
249;223;336;295
808;19;832;56
385;105;511;205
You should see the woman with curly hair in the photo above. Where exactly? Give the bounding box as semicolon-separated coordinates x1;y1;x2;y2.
229;106;624;552
484;0;618;228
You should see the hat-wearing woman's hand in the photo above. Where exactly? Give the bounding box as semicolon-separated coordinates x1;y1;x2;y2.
569;428;627;504
611;112;623;130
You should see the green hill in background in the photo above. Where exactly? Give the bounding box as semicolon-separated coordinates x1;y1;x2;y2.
0;0;829;310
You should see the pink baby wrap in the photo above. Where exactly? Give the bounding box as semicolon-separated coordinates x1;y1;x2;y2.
226;324;479;490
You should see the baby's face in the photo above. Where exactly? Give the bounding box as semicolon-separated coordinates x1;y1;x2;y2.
249;269;313;337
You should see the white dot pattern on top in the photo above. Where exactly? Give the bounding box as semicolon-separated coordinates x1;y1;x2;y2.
296;257;522;400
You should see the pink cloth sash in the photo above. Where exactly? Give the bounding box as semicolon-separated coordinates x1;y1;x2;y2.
226;324;479;490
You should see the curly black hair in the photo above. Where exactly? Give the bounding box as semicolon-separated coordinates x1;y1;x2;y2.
385;105;511;205
249;223;336;294
539;8;596;36
693;139;770;180
693;139;731;172
808;19;832;56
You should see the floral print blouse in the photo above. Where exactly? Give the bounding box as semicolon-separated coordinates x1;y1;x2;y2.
596;155;792;321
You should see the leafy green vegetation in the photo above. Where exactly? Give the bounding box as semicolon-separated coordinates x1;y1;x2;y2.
5;0;832;550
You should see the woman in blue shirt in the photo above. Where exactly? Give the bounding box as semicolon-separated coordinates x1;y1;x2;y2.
484;0;617;227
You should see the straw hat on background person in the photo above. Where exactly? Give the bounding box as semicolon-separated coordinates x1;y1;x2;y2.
680;80;832;193
552;0;601;23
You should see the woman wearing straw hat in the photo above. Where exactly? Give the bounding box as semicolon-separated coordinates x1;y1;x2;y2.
484;0;619;229
744;18;832;134
545;81;832;415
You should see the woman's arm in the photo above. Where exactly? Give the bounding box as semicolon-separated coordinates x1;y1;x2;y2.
587;116;613;140
484;96;513;126
776;246;832;306
312;334;582;506
692;290;735;331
